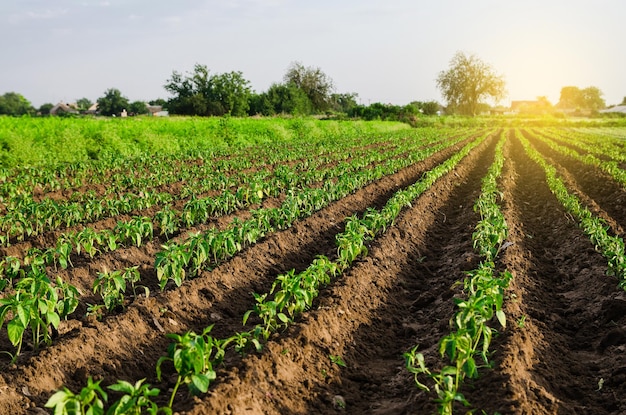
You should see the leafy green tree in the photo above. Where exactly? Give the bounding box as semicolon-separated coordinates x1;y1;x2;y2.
436;52;506;116
348;102;421;125
75;97;93;112
209;71;251;116
248;92;274;115
264;82;313;115
0;92;35;116
331;93;359;114
97;88;130;116
38;103;54;116
411;101;441;116
149;98;168;108
557;86;605;111
284;62;335;113
580;86;605;111
557;86;582;109
129;100;149;115
164;64;251;116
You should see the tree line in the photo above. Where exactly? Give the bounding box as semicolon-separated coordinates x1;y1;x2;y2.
0;54;619;119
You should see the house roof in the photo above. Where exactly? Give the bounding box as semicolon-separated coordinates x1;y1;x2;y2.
600;105;626;114
50;102;78;114
510;100;539;111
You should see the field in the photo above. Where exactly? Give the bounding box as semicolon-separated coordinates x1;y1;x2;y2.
0;117;625;414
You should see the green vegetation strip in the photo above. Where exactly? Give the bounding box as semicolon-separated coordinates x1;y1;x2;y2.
0;132;426;281
153;131;476;290
404;131;511;415
45;131;490;414
0;130;471;364
517;130;626;286
530;129;626;188
0;131;385;245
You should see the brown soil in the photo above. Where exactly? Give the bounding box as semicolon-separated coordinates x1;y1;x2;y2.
2;129;626;414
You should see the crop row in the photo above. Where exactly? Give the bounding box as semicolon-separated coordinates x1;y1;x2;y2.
0;143;356;245
0;128;461;246
152;132;479;291
0;129;447;284
558;128;626;159
43;128;491;415
404;131;511;414
517;130;626;286
0;119;394;199
531;130;626;187
0;130;479;364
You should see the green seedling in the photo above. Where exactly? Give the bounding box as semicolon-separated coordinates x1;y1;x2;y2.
45;376;107;415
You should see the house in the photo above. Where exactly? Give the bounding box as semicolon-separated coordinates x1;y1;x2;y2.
600;105;626;114
146;104;169;117
510;99;554;115
510;100;539;113
50;102;79;115
85;103;99;115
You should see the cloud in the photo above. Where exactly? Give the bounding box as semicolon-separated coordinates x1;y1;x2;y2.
7;8;68;24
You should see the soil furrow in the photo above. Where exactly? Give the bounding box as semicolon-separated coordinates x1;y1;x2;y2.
468;130;626;414
180;132;499;414
523;130;626;234
0;135;470;414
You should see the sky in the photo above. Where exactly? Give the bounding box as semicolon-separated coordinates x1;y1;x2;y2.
1;0;625;109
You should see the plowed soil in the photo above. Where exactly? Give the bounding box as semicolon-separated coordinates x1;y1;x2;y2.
1;128;626;415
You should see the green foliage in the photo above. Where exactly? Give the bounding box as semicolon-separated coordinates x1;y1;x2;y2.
46;377;167;415
164;64;251;116
348;102;424;125
406;132;512;414
156;326;221;409
0;92;35;116
92;267;141;312
0;117;410;169
97;88;130;117
250;82;314;116
415;100;442;116
283;61;335;113
556;86;606;111
128;101;149;115
75;98;93;113
0;269;79;362
106;379;164;415
45;376;107;415
517;130;626;284
39;103;54;115
437;52;506;116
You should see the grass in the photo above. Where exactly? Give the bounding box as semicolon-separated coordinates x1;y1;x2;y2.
0;116;411;168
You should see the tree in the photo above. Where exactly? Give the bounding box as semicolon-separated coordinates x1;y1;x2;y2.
149;98;168;108
75;98;93;113
436;52;506;116
411;101;441;116
129;101;149;115
247;92;274;116
38;103;54;116
207;71;251;116
164;64;251;116
0;92;35;116
267;83;313;115
580;87;605;111
331;93;359;114
97;88;130;116
283;62;335;113
557;86;605;111
556;86;582;109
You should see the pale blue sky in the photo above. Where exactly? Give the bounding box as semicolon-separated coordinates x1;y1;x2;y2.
1;0;624;108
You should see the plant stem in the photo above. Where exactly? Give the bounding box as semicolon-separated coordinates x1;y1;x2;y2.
168;376;183;409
